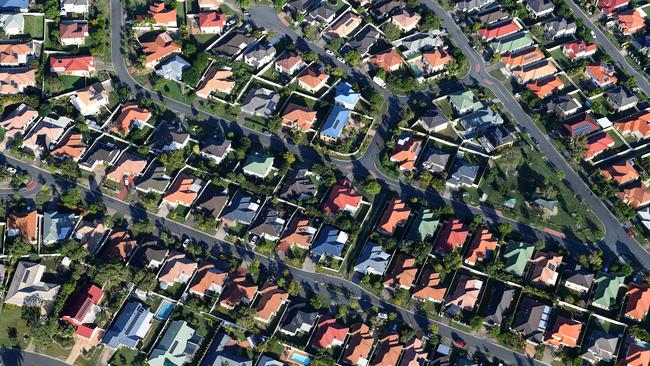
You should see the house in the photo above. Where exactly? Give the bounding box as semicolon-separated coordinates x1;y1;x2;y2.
449;90;480;115
282;103;316;132
310;317;348;349
73;220;107;255
401;338;429;366
544;17;576;39
526;0;554;18
189;263;227;298
529;252;563;287
620;344;650;366
0;68;35;94
51;132;86;161
308;2;336;23
334;81;361;109
242;151;274;179
131;243;167;269
0;0;27;11
501;48;545;69
311;225;349;260
550;94;582;119
513;61;558;84
503;241;535;277
445;274;483;315
254;283;288;323
407;208;439;242
6;210;38;243
249;206;286;241
199;135;232;165
458;107;504;139
482;283;516;326
489;33;535;55
60;284;103;338
420;149;451;174
389;135;422;171
323;179;363;214
343;323;374;366
162;173;204;208
617;184;650;209
102;301;154;349
585;64;618;88
4;261;60;306
61;0;89;14
533;197;559;217
563;40;597;60
623;283;650;321
112;103;152;135
158;253;197;290
615;111;650;140
370;0;405;20
71;80;113;116
150;122;190;152
149;320;203;366
106;152;147;184
193;184;229;220
328;12;362;38
240;87;280;117
584;133;615;161
42;211;77;244
198;0;220;11
0;103;38;139
392;9;421;32
0;41;32;66
372;333;403;366
196;67;235;97
198;11;226;34
511;296;553;345
477;8;509;24
348;25;382;57
49;55;95;77
139;2;177;27
605;86;638;112
527;76;564;99
275;52;305;75
412;267;447;303
211;29;256;58
286;0;317;14
278;216;317;251
279;168;318;201
464;227;497;266
201;332;253;366
103;229;138;260
370;48;403;72
377;198;411;236
79;141;120;171
136;160;172;194
413;105;448;132
320;105;352;142
434;218;468;255
140;32;181;68
591;272;625;310
598;0;629;15
0;13;24;36
479;124;516;152
156;55;190;82
395;31;444;58
218;273;258;310
446;160;480;189
632;35;650;56
297;65;329;93
243;42;276;69
563;263;594;293
279;303;318;336
545;316;583;348
616;9;646;35
220;191;262;227
383;254;418;290
22;115;72;157
59;21;89;46
457;0;494;13
581;330;619;364
562;113;600;138
354;241;391;276
479;19;522;41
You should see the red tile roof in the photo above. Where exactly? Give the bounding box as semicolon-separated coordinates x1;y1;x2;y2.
412;268;447;302
621;344;650;366
601;160;640;185
323;179;363;214
422;48;453;70
615;111;650;139
617;184;650;209
624;283;650;321
584;133;615;160
311;316;348;349
464;227;498;266
369;48;403;72
527;76;564;99
616;9;647;35
563;40;597;60
598;0;630;14
502;47;545;69
198;11;226;28
585;63;618;87
478;19;522;41
389;136;422;171
545;316;582;348
377;198;411;236
383;253;418;289
281;103;316;132
49;55;95;74
435;218;468;255
61;284;103;327
561;113;600;138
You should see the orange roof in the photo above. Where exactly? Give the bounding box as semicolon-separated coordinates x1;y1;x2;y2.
196;68;235;97
464;227;498;266
445;274;482;311
513;62;557;83
435;218;468;254
529;252;563;287
343;323;374;366
0;42;31;65
502;48;545;69
563;40;597;60
255;283;289;322
370;48;403;72
601;160;640;185
323;179;363;213
279;218;315;251
400;338;428;366
617;184;650;209
615;111;650;138
163;174;201;206
51;133;87;159
584;133;615;160
298;66;328;91
59;22;88;40
104;230;137;259
198;0;220;9
112;103;151;134
219;274;258;309
617;9;646;35
422;48;453;70
106;153;148;183
383;253;418;289
621;344;650;366
478;19;521;40
0;69;35;93
412;268;447;302
198;11;226;28
586;64;618;86
49;55;95;74
390;136;422;171
141;32;181;66
282;103;317;132
625;283;650;321
7;210;37;242
0;104;38;138
311;317;348;349
377;198;411;235
189;263;228;297
158;253;197;284
146;2;177;24
545;316;583;348
527;76;564;99
373;333;403;366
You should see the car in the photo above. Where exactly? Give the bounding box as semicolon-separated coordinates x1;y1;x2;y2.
6;167;16;174
182;238;191;249
337;56;345;63
263;130;273;137
626;228;636;238
325;49;333;56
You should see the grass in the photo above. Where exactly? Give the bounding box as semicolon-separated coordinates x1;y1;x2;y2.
36;341;71;360
159;79;196;104
108;347;145;366
435;98;454;119
74;345;104;366
549;48;571;70
0;306;30;348
23;15;44;39
176;1;186;25
191;33;220;49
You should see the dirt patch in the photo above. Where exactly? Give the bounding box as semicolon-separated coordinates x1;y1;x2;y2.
66;330;104;364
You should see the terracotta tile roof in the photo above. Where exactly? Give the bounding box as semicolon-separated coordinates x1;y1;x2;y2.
106;153;148;183
383;253;418;289
464;227;498;266
400;338;428;366
279;218;316;251
584;133;615;160
373;333;403;366
370;48;403;72
502;47;545;69
198;0;220;9
529;252;563;287
412;268;447;302
617;184;650;209
389;136;422;171
59;22;88;40
329;12;361;38
621;344;650;366
163;173;201;206
602;160;639;185
563;40;597;60
255;282;289;322
219;274;258;309
513;61;557;83
445;274;483;311
527;76;564;99
479;19;522;41
275;52;303;73
0;104;37;138
196;68;235;97
189;263;228;297
104;229;137;259
0;69;36;93
51;133;87;159
311;316;348;349
323;179;363;214
435;218;468;255
598;0;629;14
615;111;650;139
545;316;583;348
49;55;95;74
422;48;453;70
562;113;600;138
282;103;317;132
0;42;31;65
141;32;181;66
377;198;411;236
585;63;618;87
7;210;37;242
198;11;226;28
298;66;328;91
343;323;374;366
616;9;646;35
112;103;151;134
144;2;177;25
158;253;197;284
624;283;650;321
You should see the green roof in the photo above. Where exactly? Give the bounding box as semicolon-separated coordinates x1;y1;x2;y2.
407;208;439;242
592;272;625;310
449;90;477;111
243;151;274;178
490;34;534;54
503;241;535;277
149;320;202;366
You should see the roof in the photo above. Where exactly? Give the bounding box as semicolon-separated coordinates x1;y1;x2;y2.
201;332;252;366
73;220;107;255
563;40;597;60
197;67;235;97
343;323;374;366
80;141;120;168
43;211;77;243
51;132;87;159
158;253;197;284
220;191;261;225
140;32;181;65
104;229;137;260
163;173;203;206
297;65;328;90
527;76;564;99
445;274;483;312
112;103;151;135
606;86;638;107
617;184;650;209
7;210;38;242
218;274;258;309
59;21;88;39
320;105;351;139
194;184;228;219
5;261;60;306
598;0;630;14
489;33;534;54
255;283;288;321
0;41;31;64
211;29;256;57
390;135;422;171
615;111;650;138
282;103;316;131
503;241;535;277
621;344;650;366
502;47;545;68
106;152;148;183
0;68;35;93
449;90;477;111
241;87;280;117
592;272;625;309
310;316;348;349
312;225;349;258
189;263;227;297
383;254;418;289
616;9;646;34
564;262;595;289
412;267;447;302
60;283;103;324
149;320;202;366
369;48;403;72
243;42;276;64
143;2;177;25
49;55;95;73
136;160;172;193
151;121;189;151
198;11;226;28
348;25;382;55
465;227;498;265
200;135;231;159
392;9;421;30
102;301;154;348
377;198;411;235
275;52;304;73
373;333;403;366
0;0;27;9
130;244;168;268
399;337;428;366
513;61;557;83
279;169;318;201
545;316;582;348
329;12;362;37
249;206;286;239
407;208;439;242
323;179;362;214
354;241;391;275
526;0;554;12
447;160;478;185
434;218;468;255
242;151;274;177
479;19;521;40
582;330;618;363
334;81;361;107
625;283;650;321
279;216;316;251
584;133;614;160
420;148;451;174
585;63;618;86
482;283;515;325
0;103;37;138
562;113;600;138
529;252;563;287
280;303;318;334
511;296;552;344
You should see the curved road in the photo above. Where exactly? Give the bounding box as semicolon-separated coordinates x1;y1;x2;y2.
0;348;69;366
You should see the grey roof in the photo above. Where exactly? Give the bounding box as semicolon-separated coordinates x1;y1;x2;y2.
280;303;318;334
543;17;576;39
582;330;618;363
220;191;262;225
551;94;581;114
477;8;509;24
241;87;280;117
151;122;189;152
396;32;445;57
308;2;336;22
421;148;451;174
136;161;172;193
200;135;231;159
312;225;348;259
102;301;154;349
415;105;448;131
194;184;229;219
606;86;638;108
149;320;203;366
156;55;191;82
43;211;77;243
457;0;494;12
131;244;168;268
483;283;516;325
286;0;318;12
447;160;479;187
249;206;286;239
354;241;391;275
459;108;504;139
212;29;256;58
479;124;516;152
80;142;120;168
347;25;382;56
243;42;276;67
370;0;406;19
201;332;253;366
511;296;552;344
526;0;554;13
5;261;60;306
564;263;594;289
279;168;318;201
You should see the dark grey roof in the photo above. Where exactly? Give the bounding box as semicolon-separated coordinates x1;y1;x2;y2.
244;42;276;64
551;94;580;113
221;191;262;225
415;105;448;131
371;0;406;19
136;160;172;193
212;29;256;58
480;124;516;152
526;0;554;12
194;184;229;219
606;86;638;108
511;296;552;344
151;122;189;151
543;17;576;38
279;169;318;201
131;244;168;268
200;135;231;159
347;25;382;56
80;142;120;168
201;332;253;366
483;284;516;325
280;303;318;334
632;35;650;53
421;148;451;174
240;87;280;117
286;0;317;12
249;206;286;239
308;3;336;22
458;0;494;12
477;8;509;24
564;263;594;289
582;330;618;363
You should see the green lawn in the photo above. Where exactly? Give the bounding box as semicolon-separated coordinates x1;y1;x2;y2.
159;79;196;104
435;98;454;119
549;48;570;69
23;15;44;39
75;345;105;366
176;0;186;25
108;347;146;366
0;306;30;348
191;34;220;49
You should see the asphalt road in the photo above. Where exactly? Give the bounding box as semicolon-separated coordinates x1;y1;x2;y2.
0;348;69;366
564;0;650;96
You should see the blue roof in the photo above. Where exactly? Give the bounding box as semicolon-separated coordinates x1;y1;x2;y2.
311;225;348;258
334;82;361;107
43;212;77;243
320;105;351;139
0;0;28;10
102;302;154;349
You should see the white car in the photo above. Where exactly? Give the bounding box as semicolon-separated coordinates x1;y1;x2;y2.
325;49;334;56
337;56;345;63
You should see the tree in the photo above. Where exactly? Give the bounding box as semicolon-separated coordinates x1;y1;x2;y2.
60;188;82;209
470;316;483;330
248;259;260;276
343;50;361;66
239;0;251;8
498;147;523;174
132;269;158;292
567;134;589;162
311;350;336;366
234;306;257;331
309;293;328;310
282;151;296;167
383;22;401;41
363;179;381;196
335;304;349;320
287;280;300;296
496;223;513;242
59;240;89;262
159;149;186;172
303;24;319;41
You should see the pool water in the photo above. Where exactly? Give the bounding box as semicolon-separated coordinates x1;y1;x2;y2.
291;353;310;365
155;300;175;320
410;63;423;77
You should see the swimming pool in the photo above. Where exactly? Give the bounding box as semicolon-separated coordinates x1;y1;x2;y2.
155;300;175;320
410;63;423;77
291;353;310;365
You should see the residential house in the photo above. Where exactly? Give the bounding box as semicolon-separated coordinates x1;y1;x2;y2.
606;86;638;112
323;179;363;215
581;330;619;364
140;2;177;27
482;283;516;326
42;211;77;244
61;0;89;14
479;19;522;41
4;261;60;306
71;80;113;116
503;241;535;277
616;9;646;35
395;31;444;59
279;168;318;201
527;76;565;99
550;94;582;119
198;11;226;34
479;124;516;152
6;210;38;243
457;0;494;13
0;0;27;11
21;114;72;157
73;220;107;255
464;227;497;266
334;81;361;109
513;61;558;84
617;184;650;209
0;13;23;35
320;105;352;142
526;0;554;18
150;121;190;152
189;263;228;298
477;8;509;25
196;67;235;97
446;160;480;189
420;149;451;174
242;151;274;179
328;12;362;38
383;254;418;290
274;52;305;75
140;32;181;68
584;133;615;161
615;111;650;140
136;160;172;194
489;33;535;55
562;113;600;138
200;332;253;366
218;273;258;310
449;90;480;115
529;252;563;288
511;296;553;345
158;253;197;290
156;55;191;82
458;107;504;139
112;103;152;135
370;0;405;20
240;87;280;117
502;48;545;70
623;283;650;322
286;0;317;14
0;68;35;94
254;283;289;324
389;135;422;171
103;229;138;261
343;323;374;366
278;216;317;251
370;48;404;73
412;267;447;303
282;103;316;131
0;41;32;66
444;274;483;315
435;218;468;255
130;243;167;269
297;65;329;93
563;40;597;60
106;152;148;184
354;241;391;276
249;206;286;241
220;191;262;227
149;320;203;366
0;103;38;139
60;284;103;338
598;0;629;15
591;272;625;310
377;198;411;236
543;17;576;39
308;2;336;23
193;184;229;220
310;317;348;349
243;42;276;69
406;208;439;242
59;21;88;46
79;141;120;171
372;333;403;366
279;303;318;336
49;55;95;77
198;0;220;11
585;63;618;88
412;105;449;132
211;29;256;58
347;25;382;57
102;301;154;349
392;10;421;32
311;225;349;261
563;263;594;294
162;173;204;208
199;135;232;165
620;344;650;366
400;338;429;366
545;316;583;349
